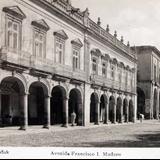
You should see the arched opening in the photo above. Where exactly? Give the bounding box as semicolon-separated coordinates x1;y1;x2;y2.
69;89;83;126
137;87;145;119
129;100;134;122
28;82;48;125
0;77;25;127
109;96;115;123
51;86;66;125
123;98;128;123
153;89;158;119
90;93;99;124
100;94;107;123
116;97;122;123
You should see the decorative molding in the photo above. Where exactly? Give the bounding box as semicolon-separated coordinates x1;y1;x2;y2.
3;6;26;20
53;30;69;40
31;19;50;31
71;38;83;47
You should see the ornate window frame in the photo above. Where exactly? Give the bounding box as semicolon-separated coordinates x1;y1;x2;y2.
31;19;50;59
54;30;68;64
3;6;26;52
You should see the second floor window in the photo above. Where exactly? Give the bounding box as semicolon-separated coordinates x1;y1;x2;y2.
7;19;20;50
92;58;98;75
102;62;106;77
154;65;157;81
111;65;115;79
55;37;64;64
73;47;80;70
118;68;122;83
34;30;46;58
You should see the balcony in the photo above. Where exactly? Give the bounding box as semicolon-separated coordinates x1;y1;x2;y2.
91;74;136;94
0;47;86;82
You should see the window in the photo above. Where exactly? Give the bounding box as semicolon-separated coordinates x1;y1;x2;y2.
159;69;160;84
92;58;98;75
111;65;115;79
125;71;128;86
102;62;106;77
3;6;26;51
34;30;46;58
55;37;64;64
7;19;20;50
154;65;157;81
73;46;80;70
118;68;122;83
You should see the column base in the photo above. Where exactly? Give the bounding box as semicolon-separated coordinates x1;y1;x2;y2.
43;125;50;129
19;126;27;131
61;124;68;128
94;122;99;125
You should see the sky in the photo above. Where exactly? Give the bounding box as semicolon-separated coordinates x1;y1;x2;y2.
72;0;160;50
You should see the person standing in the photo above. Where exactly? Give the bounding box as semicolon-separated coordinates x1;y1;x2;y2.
71;112;76;126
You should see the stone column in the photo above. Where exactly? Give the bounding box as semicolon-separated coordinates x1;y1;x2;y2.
0;94;2;126
113;103;116;124
62;97;68;128
126;104;129;123
120;103;123;123
104;102;109;124
95;102;100;125
43;96;51;129
19;94;28;131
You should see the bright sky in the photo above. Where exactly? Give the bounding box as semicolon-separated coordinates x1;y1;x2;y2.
72;0;160;50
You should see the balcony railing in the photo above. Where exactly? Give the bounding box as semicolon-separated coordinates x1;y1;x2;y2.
0;47;86;82
42;0;135;58
91;74;135;93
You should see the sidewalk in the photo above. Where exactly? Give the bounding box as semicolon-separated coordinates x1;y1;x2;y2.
0;120;159;138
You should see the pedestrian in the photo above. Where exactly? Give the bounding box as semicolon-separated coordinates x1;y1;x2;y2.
71;112;76;126
139;113;144;123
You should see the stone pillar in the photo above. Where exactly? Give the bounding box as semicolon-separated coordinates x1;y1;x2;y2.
113;103;116;124
19;94;28;131
0;94;2;126
62;97;68;128
43;96;51;129
95;102;100;125
120;103;123;123
77;102;83;126
126;104;129;123
104;103;109;124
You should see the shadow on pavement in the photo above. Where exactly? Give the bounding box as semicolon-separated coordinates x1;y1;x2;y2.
81;132;160;147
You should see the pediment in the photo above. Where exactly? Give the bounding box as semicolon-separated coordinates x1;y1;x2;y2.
3;6;26;20
71;38;83;47
54;30;68;40
91;48;102;57
31;19;50;31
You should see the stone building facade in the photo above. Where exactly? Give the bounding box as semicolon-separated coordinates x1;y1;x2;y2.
0;0;137;130
135;46;160;120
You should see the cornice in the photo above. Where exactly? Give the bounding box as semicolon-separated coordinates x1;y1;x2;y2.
29;0;137;63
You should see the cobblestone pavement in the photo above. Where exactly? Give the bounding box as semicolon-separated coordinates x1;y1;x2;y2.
0;120;160;147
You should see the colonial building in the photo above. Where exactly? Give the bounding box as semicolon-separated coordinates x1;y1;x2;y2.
0;0;137;130
135;46;160;120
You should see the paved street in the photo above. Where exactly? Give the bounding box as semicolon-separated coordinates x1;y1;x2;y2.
0;120;160;147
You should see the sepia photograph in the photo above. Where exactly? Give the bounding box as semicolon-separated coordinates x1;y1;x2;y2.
0;0;160;159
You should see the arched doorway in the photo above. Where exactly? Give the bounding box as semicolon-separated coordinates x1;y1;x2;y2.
51;86;66;126
90;92;99;124
117;97;122;123
100;94;107;123
153;89;158;119
0;77;25;127
129;100;134;122
28;82;48;126
123;98;128;123
69;89;83;126
109;96;115;123
137;87;145;119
